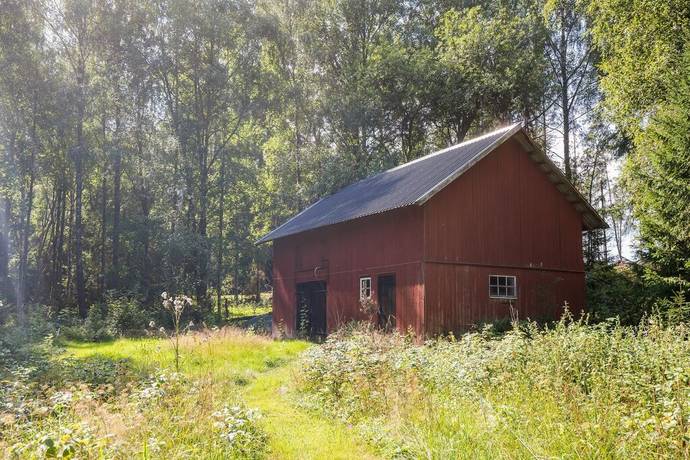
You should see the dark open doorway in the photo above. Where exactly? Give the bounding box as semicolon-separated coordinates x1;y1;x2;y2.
296;281;327;339
377;274;396;331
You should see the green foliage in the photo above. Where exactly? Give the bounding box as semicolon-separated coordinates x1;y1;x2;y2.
588;0;690;133
106;296;148;336
82;302;110;341
212;405;268;459
67;297;150;341
436;2;547;126
300;319;690;458
586;263;647;323
623;48;690;281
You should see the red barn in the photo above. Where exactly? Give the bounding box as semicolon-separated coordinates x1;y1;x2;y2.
258;124;606;338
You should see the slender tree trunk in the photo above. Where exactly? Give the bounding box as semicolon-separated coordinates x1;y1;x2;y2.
99;174;107;297
66;188;74;302
75;144;87;318
17;147;36;331
560;17;572;181
111;148;122;289
599;180;608;262
0;196;9;299
605;167;624;262
255;265;260;303
197;145;209;309
75;58;87;318
52;178;66;305
216;157;225;318
234;254;239;303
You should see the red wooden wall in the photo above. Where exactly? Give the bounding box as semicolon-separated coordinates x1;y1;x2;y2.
271;136;588;338
271;206;425;337
422;138;586;334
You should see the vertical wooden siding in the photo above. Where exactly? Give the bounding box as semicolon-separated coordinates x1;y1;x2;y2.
422;138;586;334
272;206;425;337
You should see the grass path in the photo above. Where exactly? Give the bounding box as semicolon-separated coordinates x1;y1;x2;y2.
62;331;378;459
244;364;378;460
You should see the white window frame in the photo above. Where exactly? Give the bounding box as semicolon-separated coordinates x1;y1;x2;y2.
489;275;517;299
359;276;372;300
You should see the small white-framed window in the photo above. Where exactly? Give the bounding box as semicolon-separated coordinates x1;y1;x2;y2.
489;275;517;299
359;277;372;300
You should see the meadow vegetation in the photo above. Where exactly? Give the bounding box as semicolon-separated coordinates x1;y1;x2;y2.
0;325;375;459
2;311;690;459
299;315;690;459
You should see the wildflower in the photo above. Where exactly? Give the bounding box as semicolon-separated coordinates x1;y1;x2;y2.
149;321;156;329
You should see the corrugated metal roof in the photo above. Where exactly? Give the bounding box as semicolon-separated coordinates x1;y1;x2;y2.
257;124;521;243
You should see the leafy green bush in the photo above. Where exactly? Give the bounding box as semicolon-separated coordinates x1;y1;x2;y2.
105;296;148;336
299;317;690;458
587;262;690;325
212;405;267;459
81;303;109;341
64;297;150;341
586;263;647;323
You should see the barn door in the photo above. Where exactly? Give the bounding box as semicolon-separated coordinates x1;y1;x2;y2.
296;281;327;339
377;274;396;331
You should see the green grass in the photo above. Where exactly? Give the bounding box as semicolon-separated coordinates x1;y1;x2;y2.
225;304;272;318
213;293;272;319
298;320;690;459
57;330;376;459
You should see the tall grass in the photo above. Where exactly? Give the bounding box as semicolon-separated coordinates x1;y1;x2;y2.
298;316;690;459
1;328;309;459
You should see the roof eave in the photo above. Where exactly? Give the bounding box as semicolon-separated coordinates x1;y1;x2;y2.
255;197;326;245
514;130;608;231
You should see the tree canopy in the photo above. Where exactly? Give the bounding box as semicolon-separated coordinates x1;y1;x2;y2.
0;0;687;324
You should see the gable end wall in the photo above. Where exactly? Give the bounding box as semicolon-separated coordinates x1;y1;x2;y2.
422;138;586;334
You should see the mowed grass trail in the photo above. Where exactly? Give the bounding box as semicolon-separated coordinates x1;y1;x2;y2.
63;330;378;459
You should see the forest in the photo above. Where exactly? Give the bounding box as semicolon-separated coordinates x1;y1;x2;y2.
1;0;690;458
0;0;688;329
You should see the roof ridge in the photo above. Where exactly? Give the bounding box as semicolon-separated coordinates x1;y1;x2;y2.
385;123;521;173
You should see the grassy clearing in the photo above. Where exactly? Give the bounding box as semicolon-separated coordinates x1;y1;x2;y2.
213;294;272;319
5;314;690;458
0;329;376;459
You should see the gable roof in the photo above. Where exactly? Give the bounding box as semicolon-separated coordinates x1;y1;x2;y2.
257;123;606;244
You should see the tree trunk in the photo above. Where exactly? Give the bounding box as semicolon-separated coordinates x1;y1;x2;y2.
111;148;122;290
197;145;209;309
51;178;67;305
0;196;9;300
75;144;87;318
216;156;225;318
16;146;36;331
99;174;107;297
560;14;572;181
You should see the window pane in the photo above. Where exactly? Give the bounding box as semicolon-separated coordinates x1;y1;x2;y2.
506;277;514;287
360;277;371;299
499;277;506;286
507;286;515;297
490;286;499;296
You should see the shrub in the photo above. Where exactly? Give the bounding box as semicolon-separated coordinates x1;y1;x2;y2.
106;296;148;336
83;303;109;341
212;405;267;459
586;263;647;323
